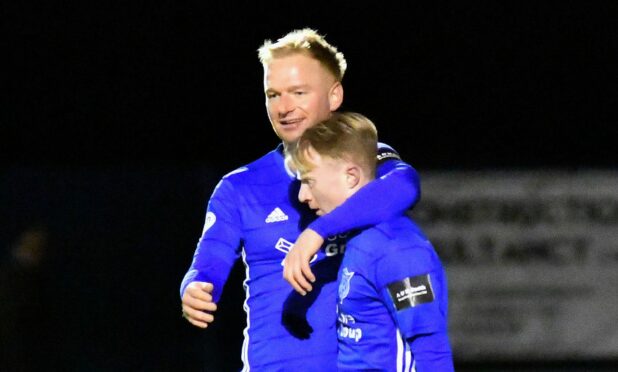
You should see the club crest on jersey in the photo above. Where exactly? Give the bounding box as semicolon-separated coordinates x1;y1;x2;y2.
202;212;217;234
339;267;355;304
275;238;317;266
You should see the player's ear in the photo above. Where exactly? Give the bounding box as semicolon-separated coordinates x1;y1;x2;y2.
328;82;343;111
345;165;360;189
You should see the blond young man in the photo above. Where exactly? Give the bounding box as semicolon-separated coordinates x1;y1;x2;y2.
180;29;421;370
288;112;453;371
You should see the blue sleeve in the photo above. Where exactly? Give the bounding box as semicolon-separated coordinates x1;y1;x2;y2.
408;332;455;372
376;246;448;336
308;142;421;238
179;177;243;303
375;246;453;370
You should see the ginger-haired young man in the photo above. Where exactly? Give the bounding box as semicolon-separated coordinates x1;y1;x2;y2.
288;112;454;371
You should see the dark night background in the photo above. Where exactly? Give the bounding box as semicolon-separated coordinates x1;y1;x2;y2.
2;1;617;371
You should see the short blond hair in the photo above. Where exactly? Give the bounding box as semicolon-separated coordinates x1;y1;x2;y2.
288;112;378;178
258;28;347;82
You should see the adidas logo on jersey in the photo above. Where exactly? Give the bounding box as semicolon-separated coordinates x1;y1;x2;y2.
265;207;289;223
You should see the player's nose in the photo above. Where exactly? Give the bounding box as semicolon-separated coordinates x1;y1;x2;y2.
278;93;295;114
298;183;311;204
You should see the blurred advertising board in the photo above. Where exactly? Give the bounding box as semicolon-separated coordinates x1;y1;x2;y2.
412;170;618;360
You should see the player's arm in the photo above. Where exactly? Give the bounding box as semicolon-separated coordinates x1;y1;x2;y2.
378;248;454;371
309;142;420;237
407;331;454;371
283;143;420;294
180;178;243;328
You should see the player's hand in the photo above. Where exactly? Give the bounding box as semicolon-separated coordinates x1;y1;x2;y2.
181;281;217;328
283;228;323;295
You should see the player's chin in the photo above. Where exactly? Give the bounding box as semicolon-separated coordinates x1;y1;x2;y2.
277;133;300;145
282;132;304;144
276;124;307;142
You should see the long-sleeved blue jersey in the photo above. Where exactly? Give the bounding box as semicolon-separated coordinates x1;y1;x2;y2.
181;143;420;371
337;215;453;372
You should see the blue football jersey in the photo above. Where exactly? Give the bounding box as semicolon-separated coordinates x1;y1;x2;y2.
181;144;420;371
337;216;454;372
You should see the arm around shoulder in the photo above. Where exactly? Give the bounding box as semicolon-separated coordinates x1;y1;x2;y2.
308;143;420;238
